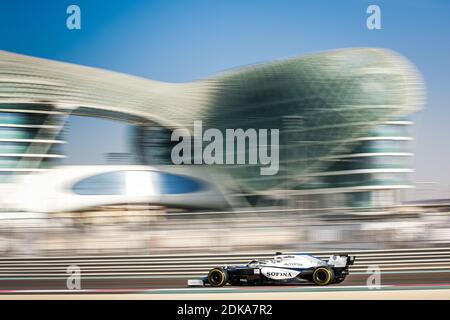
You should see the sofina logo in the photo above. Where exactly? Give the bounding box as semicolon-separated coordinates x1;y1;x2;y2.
261;268;299;279
267;271;292;277
171;121;279;175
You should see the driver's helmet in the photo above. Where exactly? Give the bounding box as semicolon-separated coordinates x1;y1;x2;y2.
248;260;259;267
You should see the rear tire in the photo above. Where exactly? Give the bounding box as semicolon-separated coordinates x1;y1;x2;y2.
312;267;334;286
208;268;229;287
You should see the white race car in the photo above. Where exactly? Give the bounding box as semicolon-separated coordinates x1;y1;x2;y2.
188;252;355;287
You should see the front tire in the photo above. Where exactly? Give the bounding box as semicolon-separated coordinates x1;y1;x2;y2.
312;267;334;286
208;268;229;287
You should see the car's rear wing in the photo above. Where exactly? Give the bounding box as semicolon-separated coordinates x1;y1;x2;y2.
346;255;355;265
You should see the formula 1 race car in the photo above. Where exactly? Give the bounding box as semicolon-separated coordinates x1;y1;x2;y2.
188;252;355;287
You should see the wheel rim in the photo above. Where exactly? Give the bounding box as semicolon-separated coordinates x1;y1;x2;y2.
314;268;331;285
209;269;225;286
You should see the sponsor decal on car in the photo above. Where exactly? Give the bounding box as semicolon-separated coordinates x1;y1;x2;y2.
261;267;300;280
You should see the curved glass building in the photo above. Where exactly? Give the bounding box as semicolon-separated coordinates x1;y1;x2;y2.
0;48;425;209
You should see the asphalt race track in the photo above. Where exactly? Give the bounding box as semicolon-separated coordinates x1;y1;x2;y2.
2;248;450;298
1;270;450;299
0;270;449;290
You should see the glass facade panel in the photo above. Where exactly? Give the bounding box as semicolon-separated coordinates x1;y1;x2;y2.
0;104;65;172
72;171;205;196
72;172;126;195
160;172;204;194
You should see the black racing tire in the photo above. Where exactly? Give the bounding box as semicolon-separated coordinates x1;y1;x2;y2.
312;267;334;286
208;268;229;287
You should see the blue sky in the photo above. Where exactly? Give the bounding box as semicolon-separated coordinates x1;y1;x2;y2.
1;0;449;199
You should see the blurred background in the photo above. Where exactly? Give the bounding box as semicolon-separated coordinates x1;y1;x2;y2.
0;0;449;259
